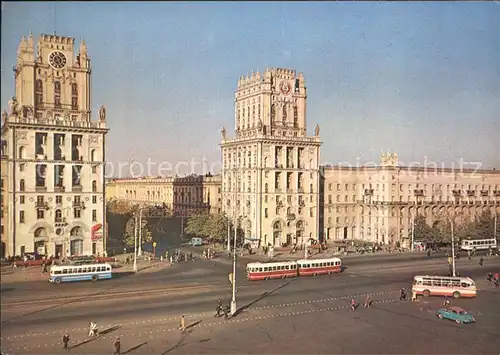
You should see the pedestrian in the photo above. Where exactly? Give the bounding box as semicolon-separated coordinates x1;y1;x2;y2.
487;272;493;284
113;337;121;355
363;295;371;308
400;288;407;301
62;333;70;352
214;299;222;318
479;257;484;267
411;291;417;302
179;315;185;332
350;298;357;311
224;304;230;319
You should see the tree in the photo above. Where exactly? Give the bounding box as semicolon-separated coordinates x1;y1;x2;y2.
468;211;496;239
184;213;229;242
411;214;434;242
185;214;211;238
123;216;152;247
107;199;139;215
208;214;229;243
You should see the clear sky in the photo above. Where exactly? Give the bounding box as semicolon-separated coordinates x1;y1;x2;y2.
1;2;499;177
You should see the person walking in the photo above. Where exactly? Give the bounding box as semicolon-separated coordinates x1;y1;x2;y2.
363;295;372;308
179;315;185;332
214;299;222;318
113;337;121;355
62;333;70;352
479;257;484;267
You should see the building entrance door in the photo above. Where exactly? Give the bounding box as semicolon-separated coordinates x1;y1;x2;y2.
343;227;348;239
55;244;63;259
286;234;292;246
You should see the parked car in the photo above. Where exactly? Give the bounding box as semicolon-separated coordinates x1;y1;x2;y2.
436;306;475;324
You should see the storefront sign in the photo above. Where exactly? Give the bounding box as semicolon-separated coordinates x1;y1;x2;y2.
91;224;103;241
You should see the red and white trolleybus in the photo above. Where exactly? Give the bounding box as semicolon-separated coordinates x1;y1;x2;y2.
297;257;342;276
246;258;343;280
246;261;298;281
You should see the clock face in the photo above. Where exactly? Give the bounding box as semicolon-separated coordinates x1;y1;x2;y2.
48;51;67;69
280;81;291;95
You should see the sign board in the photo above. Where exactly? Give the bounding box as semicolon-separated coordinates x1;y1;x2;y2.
91;224;103;241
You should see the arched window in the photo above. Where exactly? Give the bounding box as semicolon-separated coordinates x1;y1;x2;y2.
20;179;25;191
90;149;95;162
55;209;62;220
54;81;61;108
273;221;281;230
35;80;43;105
71;83;78;110
264;183;268;193
92;180;97;192
18;146;25;159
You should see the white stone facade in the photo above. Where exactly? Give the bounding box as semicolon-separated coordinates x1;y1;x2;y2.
321;153;500;246
0;33;108;258
221;68;322;247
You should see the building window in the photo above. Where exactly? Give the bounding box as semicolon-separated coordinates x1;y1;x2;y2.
19;211;25;223
92;165;97;174
37;209;44;219
36;164;47;187
35;79;43;105
20;195;25;204
71;83;78;110
20;179;25;191
74;209;81;219
92;196;97;204
90;149;96;162
55;209;62;221
309;208;313;217
56;195;62;204
293;106;298;128
92;209;97;222
54;81;61;108
337;184;340;191
92;180;97;192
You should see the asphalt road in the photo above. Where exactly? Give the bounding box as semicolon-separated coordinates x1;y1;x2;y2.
2;253;499;354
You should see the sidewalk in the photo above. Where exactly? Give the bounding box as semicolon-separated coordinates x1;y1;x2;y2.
1;258;171;283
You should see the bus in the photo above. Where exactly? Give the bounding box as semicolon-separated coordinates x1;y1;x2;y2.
246;261;298;280
49;263;113;284
460;238;497;251
297;258;342;276
412;275;477;299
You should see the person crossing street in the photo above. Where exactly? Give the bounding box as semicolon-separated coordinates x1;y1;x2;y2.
62;333;70;352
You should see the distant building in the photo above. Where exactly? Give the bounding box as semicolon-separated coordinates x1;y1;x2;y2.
220;68;322;248
0;33;109;258
106;174;222;216
321;153;500;247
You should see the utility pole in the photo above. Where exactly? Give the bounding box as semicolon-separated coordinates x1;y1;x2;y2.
449;216;456;277
138;208;143;256
133;213;138;273
494;211;497;239
227;215;231;251
231;216;238;315
411;212;415;251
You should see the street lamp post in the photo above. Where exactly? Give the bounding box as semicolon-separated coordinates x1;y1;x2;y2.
230;216;238;315
411;212;415;252
133;213;138;273
227;215;231;251
138;208;143;256
448;216;456;277
494;211;498;239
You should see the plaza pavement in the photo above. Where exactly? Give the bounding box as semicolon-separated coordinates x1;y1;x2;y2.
2;254;499;354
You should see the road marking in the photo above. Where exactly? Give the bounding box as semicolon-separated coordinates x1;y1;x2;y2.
2;289;401;341
4;298;403;352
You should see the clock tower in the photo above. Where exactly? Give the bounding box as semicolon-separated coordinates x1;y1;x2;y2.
1;33;108;259
220;68;322;248
14;33;91;122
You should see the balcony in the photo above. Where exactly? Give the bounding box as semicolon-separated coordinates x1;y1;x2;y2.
35;201;49;209
413;189;424;197
286;213;296;220
364;189;374;195
72;185;83;192
480;190;489;197
494;190;500;197
35;186;47;192
54;186;65;192
72;201;85;209
452;190;462;196
55;217;67;224
466;190;475;197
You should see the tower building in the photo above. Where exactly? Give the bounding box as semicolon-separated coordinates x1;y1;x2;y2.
0;33;109;258
220;68;322;247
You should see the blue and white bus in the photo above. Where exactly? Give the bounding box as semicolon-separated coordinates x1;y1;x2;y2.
49;263;113;284
460;238;497;252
